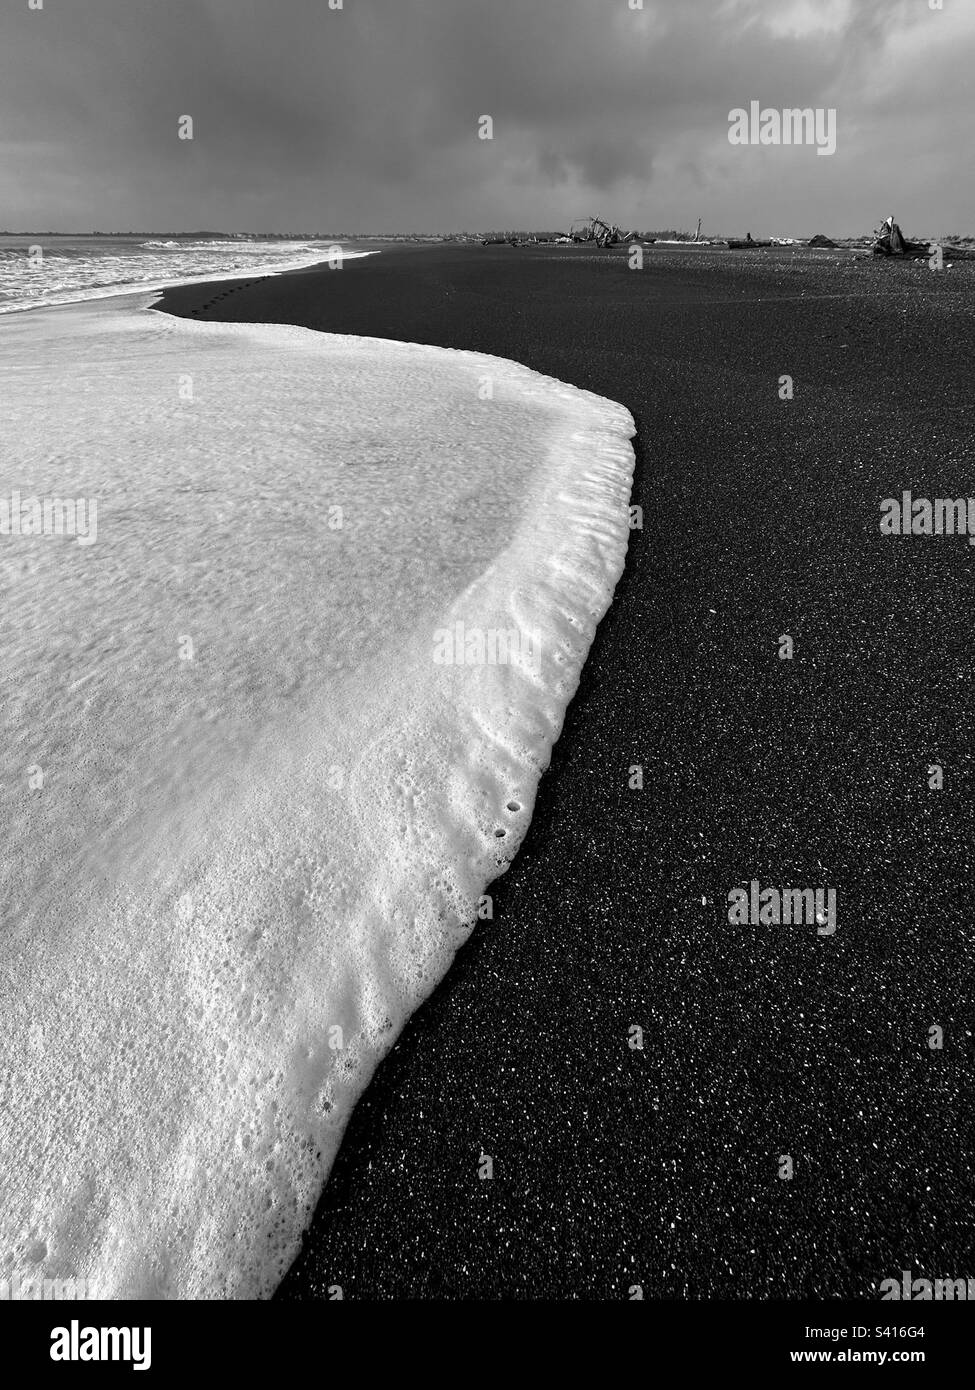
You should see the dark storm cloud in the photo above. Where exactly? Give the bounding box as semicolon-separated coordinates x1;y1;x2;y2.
1;0;971;234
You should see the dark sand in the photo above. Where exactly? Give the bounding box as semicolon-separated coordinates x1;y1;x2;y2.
158;245;975;1299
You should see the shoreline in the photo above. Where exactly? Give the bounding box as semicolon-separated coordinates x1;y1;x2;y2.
0;242;378;318
1;286;638;1298
155;245;975;1299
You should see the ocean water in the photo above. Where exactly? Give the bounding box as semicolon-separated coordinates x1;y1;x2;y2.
0;290;635;1298
0;236;360;314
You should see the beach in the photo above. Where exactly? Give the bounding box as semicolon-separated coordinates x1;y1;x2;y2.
157;244;975;1299
0;282;633;1298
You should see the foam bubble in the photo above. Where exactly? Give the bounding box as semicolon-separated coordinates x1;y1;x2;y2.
0;294;635;1298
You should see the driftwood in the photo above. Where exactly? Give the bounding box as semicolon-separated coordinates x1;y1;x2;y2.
567;216;635;248
872;216;928;258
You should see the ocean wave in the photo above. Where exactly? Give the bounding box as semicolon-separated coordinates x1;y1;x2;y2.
0;296;635;1298
0;241;364;314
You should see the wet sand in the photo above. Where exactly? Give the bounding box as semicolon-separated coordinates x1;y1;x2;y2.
158;244;975;1298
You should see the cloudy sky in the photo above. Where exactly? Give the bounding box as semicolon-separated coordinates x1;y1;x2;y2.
2;0;972;236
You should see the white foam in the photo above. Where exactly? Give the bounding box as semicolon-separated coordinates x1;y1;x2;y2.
0;242;373;314
0;295;635;1298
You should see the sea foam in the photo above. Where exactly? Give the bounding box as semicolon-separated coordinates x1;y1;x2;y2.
0;292;635;1298
0;240;372;314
